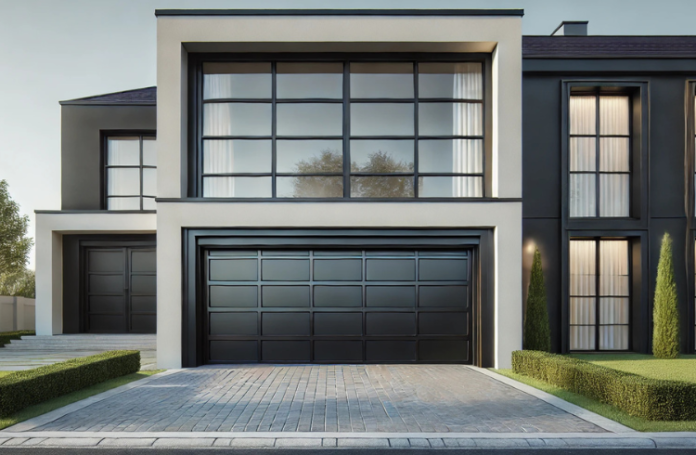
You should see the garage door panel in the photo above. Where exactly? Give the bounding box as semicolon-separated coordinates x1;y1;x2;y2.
210;259;258;281
419;312;468;335
210;340;258;362
89;315;126;333
262;341;311;362
314;313;362;336
314;286;362;307
366;286;415;307
210;286;258;307
262;259;310;281
204;248;472;364
88;251;124;272
314;259;362;281
366;313;417;336
211;312;258;336
419;286;468;308
419;340;469;362
89;275;123;294
131;275;156;295
89;295;125;314
315;341;362;361
262;286;310;307
367;340;416;362
131;251;157;272
131;314;156;333
262;313;310;336
131;296;156;313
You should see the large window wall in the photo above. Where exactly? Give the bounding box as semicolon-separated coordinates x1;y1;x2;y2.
195;56;488;199
104;134;157;210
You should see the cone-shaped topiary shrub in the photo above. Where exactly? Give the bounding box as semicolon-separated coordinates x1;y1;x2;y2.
523;248;551;351
653;233;680;359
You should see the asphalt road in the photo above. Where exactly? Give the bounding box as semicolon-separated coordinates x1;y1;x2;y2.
0;449;695;454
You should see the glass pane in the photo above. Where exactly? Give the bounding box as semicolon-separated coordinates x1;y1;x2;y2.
599;174;629;217
419;103;482;136
142;137;157;166
203;176;271;198
350;140;413;173
350;63;413;98
143;197;156;211
419;176;482;198
107;138;139;165
276;104;342;136
600;298;629;324
570;326;595;350
277;140;342;173
203;62;271;99
599;240;629;296
570;137;596;172
277;63;343;99
350;176;414;198
570;96;596;135
107;168;140;196
203;103;271;136
351;103;414;136
599;325;629;350
277;176;343;198
203;140;271;174
600;138;629;172
107;197;140;211
142;168;157;197
600;96;630;135
419;62;483;100
569;174;596;217
570;297;596;325
419;139;482;173
569;240;596;296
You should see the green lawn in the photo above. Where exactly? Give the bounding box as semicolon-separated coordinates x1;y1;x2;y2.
495;353;696;432
0;369;164;431
0;371;14;378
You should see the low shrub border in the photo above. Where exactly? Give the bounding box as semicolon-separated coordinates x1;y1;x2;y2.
512;350;696;421
0;331;34;348
0;350;140;417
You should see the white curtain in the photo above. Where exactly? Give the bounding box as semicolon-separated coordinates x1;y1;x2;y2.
452;65;483;197
570;240;597;350
204;177;235;198
599;240;629;350
203;140;235;197
107;168;139;196
570;96;596;135
569;174;596;217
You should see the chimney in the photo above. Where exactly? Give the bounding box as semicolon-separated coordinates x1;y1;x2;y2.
552;21;588;36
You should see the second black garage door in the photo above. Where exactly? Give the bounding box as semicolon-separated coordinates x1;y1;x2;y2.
204;249;472;364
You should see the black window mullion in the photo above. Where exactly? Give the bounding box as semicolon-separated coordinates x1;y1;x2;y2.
272;62;277;198
414;62;419;198
343;61;350;198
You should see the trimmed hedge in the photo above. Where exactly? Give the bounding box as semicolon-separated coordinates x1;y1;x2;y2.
0;350;140;417
0;330;34;348
512;350;696;421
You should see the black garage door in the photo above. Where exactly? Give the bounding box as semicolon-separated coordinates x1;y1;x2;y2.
84;247;157;333
204;249;472;364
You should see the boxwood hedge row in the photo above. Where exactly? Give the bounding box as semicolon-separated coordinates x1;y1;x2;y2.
0;330;34;348
0;350;140;418
512;350;696;421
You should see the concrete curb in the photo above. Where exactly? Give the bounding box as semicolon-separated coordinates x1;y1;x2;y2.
471;367;635;433
2;369;179;433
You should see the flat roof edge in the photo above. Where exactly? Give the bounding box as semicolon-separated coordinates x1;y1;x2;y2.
59;101;156;106
154;9;524;17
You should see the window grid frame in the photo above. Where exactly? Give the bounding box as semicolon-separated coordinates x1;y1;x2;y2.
196;55;488;199
103;132;157;211
569;238;632;352
569;92;633;219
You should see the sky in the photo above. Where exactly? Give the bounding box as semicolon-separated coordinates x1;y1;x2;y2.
2;0;696;269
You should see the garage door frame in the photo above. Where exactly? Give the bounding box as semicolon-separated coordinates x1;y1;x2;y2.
183;229;495;367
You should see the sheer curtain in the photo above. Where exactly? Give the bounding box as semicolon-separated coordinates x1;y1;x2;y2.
203;140;235;197
599;96;630;217
569;240;596;350
452;63;483;197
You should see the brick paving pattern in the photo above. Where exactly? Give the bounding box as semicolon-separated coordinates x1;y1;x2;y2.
34;365;605;433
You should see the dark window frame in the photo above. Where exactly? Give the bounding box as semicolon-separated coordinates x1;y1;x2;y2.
188;53;493;200
101;131;157;211
568;237;632;352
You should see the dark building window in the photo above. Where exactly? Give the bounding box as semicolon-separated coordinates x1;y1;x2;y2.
104;135;157;210
569;239;630;351
569;94;631;217
197;59;485;199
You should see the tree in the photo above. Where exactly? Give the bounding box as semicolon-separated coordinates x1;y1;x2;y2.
0;268;35;298
653;232;680;359
0;180;32;277
523;248;551;351
292;149;344;198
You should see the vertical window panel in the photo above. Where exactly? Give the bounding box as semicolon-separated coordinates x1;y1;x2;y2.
107;138;140;165
142;137;157;166
203;62;272;99
599;174;629;217
570;137;596;172
570;326;596;351
600;96;630;135
570;240;596;296
107;168;140;196
142;169;157;197
418;62;482;100
569;96;596;135
600;138;630;172
569;174;596;217
105;134;157;211
600;325;629;350
599;240;630;296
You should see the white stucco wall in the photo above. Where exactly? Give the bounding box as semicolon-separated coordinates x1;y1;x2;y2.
155;12;523;369
34;212;156;336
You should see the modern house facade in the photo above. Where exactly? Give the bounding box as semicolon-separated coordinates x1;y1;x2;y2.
33;8;696;370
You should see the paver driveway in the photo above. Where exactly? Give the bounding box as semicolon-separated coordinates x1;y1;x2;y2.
31;365;604;433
